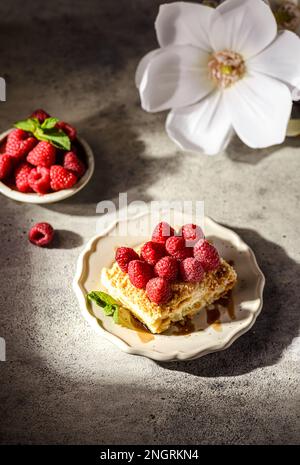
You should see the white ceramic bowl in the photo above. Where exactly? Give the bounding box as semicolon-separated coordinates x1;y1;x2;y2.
73;212;265;362
0;129;94;204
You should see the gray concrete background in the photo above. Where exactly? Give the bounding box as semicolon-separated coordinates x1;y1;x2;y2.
0;0;299;445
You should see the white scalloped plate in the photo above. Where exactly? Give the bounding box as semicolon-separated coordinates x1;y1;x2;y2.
73;213;265;361
0;129;94;204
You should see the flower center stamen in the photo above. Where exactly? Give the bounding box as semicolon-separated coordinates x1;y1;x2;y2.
274;1;300;31
208;50;246;89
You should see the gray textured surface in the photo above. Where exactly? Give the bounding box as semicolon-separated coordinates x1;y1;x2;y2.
0;0;299;445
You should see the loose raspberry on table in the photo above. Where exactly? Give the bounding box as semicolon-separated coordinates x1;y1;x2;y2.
0;154;13;180
141;241;166;265
56;121;77;141
165;236;192;260
27;141;56;168
30;109;50;123
180;257;205;283
28;166;51;195
128;260;154;289
63;151;85;177
146;277;172;305
6;129;37;161
179;223;204;246
193;239;220;271
15;162;33;193
115;247;140;273
152;221;175;244
50;165;77;191
29;222;54;247
154;256;178;281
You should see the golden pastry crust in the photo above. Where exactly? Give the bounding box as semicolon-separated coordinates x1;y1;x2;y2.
101;258;237;334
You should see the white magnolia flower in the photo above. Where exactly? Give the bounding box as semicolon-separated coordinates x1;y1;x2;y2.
136;0;300;155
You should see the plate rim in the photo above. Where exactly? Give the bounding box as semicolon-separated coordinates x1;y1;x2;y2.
0;128;95;204
73;213;265;362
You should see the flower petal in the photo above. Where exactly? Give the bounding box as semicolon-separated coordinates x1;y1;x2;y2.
224;73;292;148
137;45;214;112
135;49;161;87
166;91;233;155
248;31;300;90
210;0;277;58
155;2;214;51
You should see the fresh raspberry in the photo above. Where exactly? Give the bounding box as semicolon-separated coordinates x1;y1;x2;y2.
6;129;37;161
179;223;204;247
29;222;54;247
28;166;51;195
0;154;13;180
154;256;178;281
128;260;154;289
146;277;172;305
193;239;220;271
50;165;77;191
141;241;166;265
180;257;205;283
15;162;33;193
165;236;192;260
27;141;56;168
152;221;175;244
56;121;77;141
63;151;86;177
30;109;50;123
115;247;140;273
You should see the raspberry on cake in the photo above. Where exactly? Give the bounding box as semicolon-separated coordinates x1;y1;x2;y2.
152;221;175;244
180;223;204;246
128;260;154;289
154;256;178;281
146;277;172;305
194;239;220;271
180;257;205;283
100;222;237;334
141;241;165;265
115;247;140;273
165;236;192;260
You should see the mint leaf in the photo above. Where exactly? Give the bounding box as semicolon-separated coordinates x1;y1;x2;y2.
14;118;37;133
14;116;71;151
91;291;119;307
87;291;106;308
87;291;120;321
113;308;119;324
41;117;59;130
103;304;115;316
35;127;71;150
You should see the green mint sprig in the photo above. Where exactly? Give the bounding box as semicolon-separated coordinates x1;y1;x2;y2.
14;117;71;151
87;291;120;324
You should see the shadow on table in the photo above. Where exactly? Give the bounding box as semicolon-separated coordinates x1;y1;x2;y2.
49;230;83;249
158;226;300;377
43;105;180;217
226;133;300;165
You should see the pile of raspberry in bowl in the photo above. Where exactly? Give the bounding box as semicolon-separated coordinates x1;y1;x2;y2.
0;109;86;194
